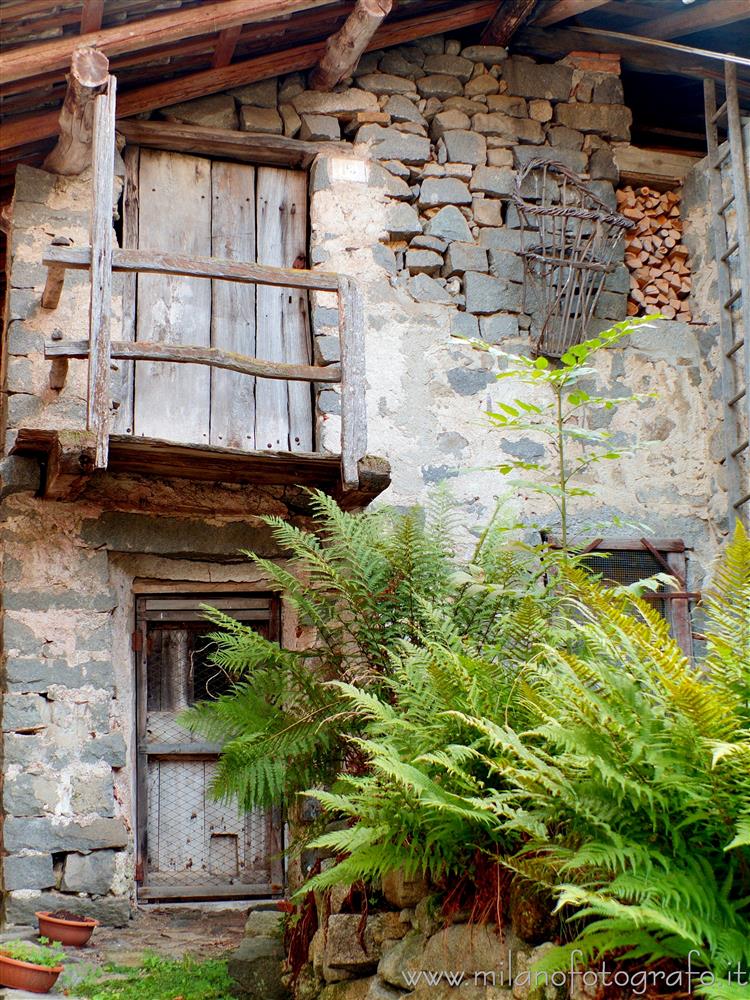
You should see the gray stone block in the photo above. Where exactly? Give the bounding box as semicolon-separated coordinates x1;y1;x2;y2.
371;243;398;274
480;313;520;343
71;772;115;818
478;227;523;252
356;125;430;164
513;145;587;174
411;234;448;252
416;75;463;99
589;146;618;182
408;274;452;304
472;197;504;227
443;243;488;277
4;890;130;928
472;113;544;144
4;816;129;853
6;320;43;355
293;89;377;115
488;249;524;283
318;389;341;415
314;336;341;364
604;263;630;294
163;94;238;129
299;114;339;141
3;590;116;613
228;937;288;1000
548;125;585;150
460;45;508;64
80;732;127;767
465;74;499;98
229;79;278;107
384;95;426;125
419;176;471;207
485;94;528;117
0;455;39;500
500;436;544;460
424;205;472;243
379;51;422;79
450;312;480;339
3;772;56;816
357;73;417;95
2;694;48;733
593;75;624;104
3;853;55;891
465;271;522;314
423;54;474;82
447;367;495;395
441;129;486;165
62;850;116;894
406;249;443;275
554;102;632;141
430;109;470;139
240;107;283;134
503;57;573;101
470;166;514;198
386;202;422;239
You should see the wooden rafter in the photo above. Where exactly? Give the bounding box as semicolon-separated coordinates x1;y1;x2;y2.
311;0;392;91
42;47;109;175
80;0;104;34
212;26;244;69
0;0;331;86
631;0;750;40
533;0;610;28
0;0;497;153
482;0;538;46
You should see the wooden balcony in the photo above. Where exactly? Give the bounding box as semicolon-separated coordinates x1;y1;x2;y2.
21;73;389;511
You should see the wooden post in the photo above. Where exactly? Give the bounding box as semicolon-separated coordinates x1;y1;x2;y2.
338;276;367;489
310;0;392;91
88;74;117;468
43;47;109;176
41;236;73;309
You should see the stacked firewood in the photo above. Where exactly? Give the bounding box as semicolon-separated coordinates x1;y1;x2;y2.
617;185;691;321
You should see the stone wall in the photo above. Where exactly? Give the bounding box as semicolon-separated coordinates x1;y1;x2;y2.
0;31;727;921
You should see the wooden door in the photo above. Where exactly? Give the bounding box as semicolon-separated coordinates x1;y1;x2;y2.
127;150;312;452
135;595;284;901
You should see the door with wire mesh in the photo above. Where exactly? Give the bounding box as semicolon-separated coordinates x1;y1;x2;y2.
135;594;284;900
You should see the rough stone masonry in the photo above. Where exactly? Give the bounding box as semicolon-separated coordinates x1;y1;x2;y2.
1;33;726;924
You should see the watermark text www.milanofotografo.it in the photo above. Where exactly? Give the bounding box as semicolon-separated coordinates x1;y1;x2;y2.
400;950;749;996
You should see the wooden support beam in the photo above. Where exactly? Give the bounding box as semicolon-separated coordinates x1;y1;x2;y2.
482;0;538;45
43;244;343;292
42;47;109;175
338;276;367;490
211;25;243;69
41;236;74;308
88;75;116;469
80;0;104;34
533;0;609;28
46;340;342;384
310;0;392;92
49;358;69;390
631;0;750;40
0;1;497;153
0;0;330;86
116;119;338;169
45;431;97;500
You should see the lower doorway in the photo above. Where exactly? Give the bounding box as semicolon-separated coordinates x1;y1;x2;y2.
134;593;284;901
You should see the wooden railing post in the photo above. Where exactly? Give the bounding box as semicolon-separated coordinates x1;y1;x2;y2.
338;275;367;489
88;74;116;468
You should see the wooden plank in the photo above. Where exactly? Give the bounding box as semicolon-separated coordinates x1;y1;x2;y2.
43;243;342;292
43;47;109;176
338;275;367;489
137;884;280;900
631;0;750;40
134;149;212;445
211;161;257;449
211;25;243;69
533;0;609;27
118;119;332;169
0;0;331;85
482;0;538;45
311;0;392;91
88;75;116;469
113;144;138;435
0;2;498;153
255;167;312;453
46;340;341;383
614;145;695;185
80;0;104;34
44;430;96;499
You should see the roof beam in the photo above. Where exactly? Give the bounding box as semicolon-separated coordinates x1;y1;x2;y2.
311;0;392;91
533;0;610;28
0;0;497;153
80;0;104;34
482;0;538;45
0;0;332;86
631;0;750;40
211;25;243;69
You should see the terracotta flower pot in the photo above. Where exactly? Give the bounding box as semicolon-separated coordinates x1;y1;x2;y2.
36;910;99;947
0;952;64;994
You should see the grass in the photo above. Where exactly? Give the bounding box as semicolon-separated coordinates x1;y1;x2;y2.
73;953;235;1000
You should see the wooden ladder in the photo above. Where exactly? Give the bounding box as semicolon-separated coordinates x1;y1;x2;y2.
704;61;750;527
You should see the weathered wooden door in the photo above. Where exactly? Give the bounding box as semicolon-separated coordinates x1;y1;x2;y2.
123;149;312;452
135;594;284;901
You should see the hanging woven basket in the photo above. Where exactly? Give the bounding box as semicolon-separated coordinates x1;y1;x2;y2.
512;158;633;358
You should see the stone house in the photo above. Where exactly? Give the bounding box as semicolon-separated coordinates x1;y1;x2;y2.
1;0;748;930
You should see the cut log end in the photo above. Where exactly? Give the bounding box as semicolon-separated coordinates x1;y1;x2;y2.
42;47;110;176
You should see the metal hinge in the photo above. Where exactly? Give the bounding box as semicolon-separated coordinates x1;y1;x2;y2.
131;630;143;652
135;860;144;883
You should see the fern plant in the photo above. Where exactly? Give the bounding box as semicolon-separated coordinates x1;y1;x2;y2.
180;490;561;811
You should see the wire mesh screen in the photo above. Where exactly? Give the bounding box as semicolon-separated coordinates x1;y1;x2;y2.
137;595;282;898
513;158;633;358
582;548;678;633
